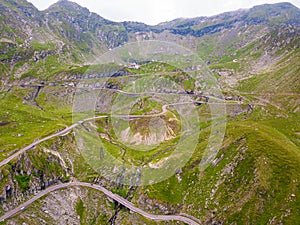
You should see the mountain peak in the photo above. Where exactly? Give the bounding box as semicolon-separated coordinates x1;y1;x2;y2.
1;0;39;12
56;0;79;6
253;2;298;9
250;2;300;12
247;2;300;27
46;0;89;13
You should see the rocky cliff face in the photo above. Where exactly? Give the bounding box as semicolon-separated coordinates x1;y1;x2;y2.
0;140;71;212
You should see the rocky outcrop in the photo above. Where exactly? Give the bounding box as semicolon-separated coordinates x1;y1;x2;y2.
0;149;69;212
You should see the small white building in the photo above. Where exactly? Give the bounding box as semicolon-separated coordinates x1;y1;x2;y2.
128;63;140;69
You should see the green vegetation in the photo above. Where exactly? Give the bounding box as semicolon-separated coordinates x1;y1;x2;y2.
209;61;240;71
0;1;299;224
238;49;300;93
112;188;127;198
141;107;300;223
15;175;30;192
130;97;163;115
0;87;72;159
76;198;85;220
126;62;178;74
31;42;56;51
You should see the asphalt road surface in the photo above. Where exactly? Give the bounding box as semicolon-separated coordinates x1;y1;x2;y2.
0;99;205;168
0;91;216;224
0;182;200;225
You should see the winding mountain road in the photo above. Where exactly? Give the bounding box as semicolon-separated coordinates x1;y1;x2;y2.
0;182;200;225
0;100;208;168
0;89;230;224
0;123;78;168
0;100;203;224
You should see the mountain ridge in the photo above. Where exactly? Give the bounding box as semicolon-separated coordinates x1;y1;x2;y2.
46;1;300;26
0;1;299;81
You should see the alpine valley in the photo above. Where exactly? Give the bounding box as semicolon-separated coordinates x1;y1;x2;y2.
0;0;299;224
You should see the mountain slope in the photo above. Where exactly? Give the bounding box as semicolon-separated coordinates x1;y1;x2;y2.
44;0;128;51
0;1;300;225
